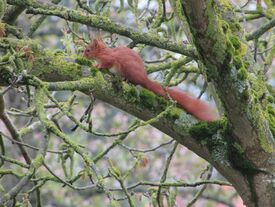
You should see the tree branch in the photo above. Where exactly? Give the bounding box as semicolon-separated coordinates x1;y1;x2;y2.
7;0;196;57
246;17;275;40
180;1;275;206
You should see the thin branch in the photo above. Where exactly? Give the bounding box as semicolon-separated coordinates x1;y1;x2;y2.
43;162;86;190
0;131;68;154
28;0;62;37
76;0;94;14
0;155;29;168
146;57;193;74
157;142;178;207
0;95;32;164
119;139;174;153
93;121;138;163
109;169;135;207
186;165;213;207
247;17;275;40
108;180;232;191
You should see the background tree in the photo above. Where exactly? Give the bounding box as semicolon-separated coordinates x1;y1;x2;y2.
0;0;274;207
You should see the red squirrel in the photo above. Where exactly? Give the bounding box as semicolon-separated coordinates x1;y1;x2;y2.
83;39;217;121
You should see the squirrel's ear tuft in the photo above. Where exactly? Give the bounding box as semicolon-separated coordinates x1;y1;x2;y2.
95;32;102;40
92;38;106;49
88;39;98;49
92;39;98;47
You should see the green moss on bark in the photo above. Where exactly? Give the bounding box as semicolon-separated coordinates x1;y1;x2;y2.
32;51;83;81
189;119;228;140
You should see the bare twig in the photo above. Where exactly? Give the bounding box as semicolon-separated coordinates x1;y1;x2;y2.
156;142;178;207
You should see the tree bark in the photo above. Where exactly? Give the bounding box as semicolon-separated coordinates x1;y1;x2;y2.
180;1;275;206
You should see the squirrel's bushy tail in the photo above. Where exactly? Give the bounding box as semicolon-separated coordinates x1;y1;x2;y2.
142;79;217;121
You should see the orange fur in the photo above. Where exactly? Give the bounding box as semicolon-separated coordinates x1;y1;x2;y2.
83;39;217;121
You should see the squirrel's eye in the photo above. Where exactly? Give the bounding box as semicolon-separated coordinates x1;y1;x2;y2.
86;49;90;52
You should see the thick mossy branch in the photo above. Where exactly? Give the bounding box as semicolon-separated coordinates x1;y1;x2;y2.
31;51;84;82
189;118;264;174
0;37;40;51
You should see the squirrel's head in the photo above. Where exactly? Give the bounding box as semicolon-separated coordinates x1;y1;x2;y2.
83;39;107;59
